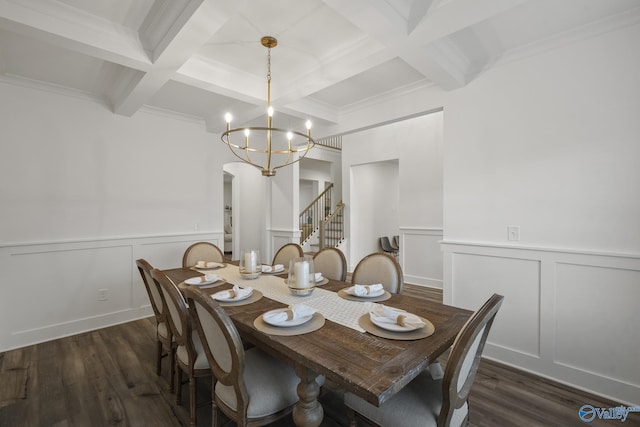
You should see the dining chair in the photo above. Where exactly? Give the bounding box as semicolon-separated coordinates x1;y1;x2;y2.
151;269;211;427
136;259;174;390
182;241;224;268
351;252;404;294
183;286;303;427
312;247;347;281
378;236;396;257
271;242;304;266
390;235;400;252
344;293;504;427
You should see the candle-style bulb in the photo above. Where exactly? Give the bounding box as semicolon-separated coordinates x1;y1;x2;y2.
225;112;232;123
244;129;250;137
305;120;312;130
286;131;293;141
268;106;274;117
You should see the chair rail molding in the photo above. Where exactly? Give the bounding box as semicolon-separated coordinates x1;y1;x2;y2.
441;240;640;406
0;232;224;352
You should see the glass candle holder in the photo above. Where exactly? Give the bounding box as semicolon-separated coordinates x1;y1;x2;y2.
239;249;261;279
287;255;315;296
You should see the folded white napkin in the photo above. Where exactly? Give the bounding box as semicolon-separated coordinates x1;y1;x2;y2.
196;260;224;268
346;283;384;296
315;272;324;282
263;304;316;324
188;274;221;284
369;304;425;329
261;264;284;273
214;285;252;300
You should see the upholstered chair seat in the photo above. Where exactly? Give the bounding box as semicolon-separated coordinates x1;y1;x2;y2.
176;331;209;371
215;347;301;418
136;259;175;390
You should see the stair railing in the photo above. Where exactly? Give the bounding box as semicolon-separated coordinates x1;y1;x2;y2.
319;202;344;250
300;184;333;245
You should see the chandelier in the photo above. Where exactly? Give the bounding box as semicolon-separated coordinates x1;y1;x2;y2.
221;36;315;177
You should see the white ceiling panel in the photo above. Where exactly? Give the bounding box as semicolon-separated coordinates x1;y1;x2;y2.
0;0;637;133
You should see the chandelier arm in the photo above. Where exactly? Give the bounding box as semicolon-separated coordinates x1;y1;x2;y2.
220;36;315;176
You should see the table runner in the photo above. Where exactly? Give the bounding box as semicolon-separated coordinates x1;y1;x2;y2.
197;264;371;332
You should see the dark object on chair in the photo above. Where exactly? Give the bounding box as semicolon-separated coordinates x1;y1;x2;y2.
345;293;505;427
151;269;211;427
351;252;403;294
183;286;304;427
136;259;174;390
182;242;224;268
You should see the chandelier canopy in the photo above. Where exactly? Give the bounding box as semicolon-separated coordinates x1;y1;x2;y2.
221;36;315;177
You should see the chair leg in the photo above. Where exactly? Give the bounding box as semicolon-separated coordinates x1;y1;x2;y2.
168;344;175;392
212;380;220;427
155;340;162;375
347;407;358;427
189;375;197;426
175;368;182;404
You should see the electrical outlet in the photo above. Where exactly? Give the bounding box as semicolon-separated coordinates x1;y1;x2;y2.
98;289;108;301
507;226;520;241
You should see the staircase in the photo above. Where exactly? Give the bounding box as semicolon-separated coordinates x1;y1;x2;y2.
299;184;344;252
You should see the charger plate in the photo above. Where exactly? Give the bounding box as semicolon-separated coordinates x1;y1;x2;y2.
214;290;263;307
358;314;435;340
253;312;325;336
338;288;391;302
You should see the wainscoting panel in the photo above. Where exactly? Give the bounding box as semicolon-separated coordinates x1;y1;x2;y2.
555;262;640;387
0;232;222;352
401;228;443;288
441;241;640;406
450;252;541;358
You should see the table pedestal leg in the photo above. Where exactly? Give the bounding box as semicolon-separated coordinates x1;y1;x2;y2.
292;367;323;427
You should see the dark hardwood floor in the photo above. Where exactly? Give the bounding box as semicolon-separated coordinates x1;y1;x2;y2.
1;284;638;427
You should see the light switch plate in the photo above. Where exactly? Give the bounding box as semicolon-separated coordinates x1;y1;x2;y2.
507;226;520;241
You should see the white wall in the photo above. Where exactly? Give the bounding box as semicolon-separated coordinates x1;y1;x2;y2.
338;17;640;406
350;160;399;261
441;21;640;405
342;112;444;288
223;162;265;260
0;80;234;351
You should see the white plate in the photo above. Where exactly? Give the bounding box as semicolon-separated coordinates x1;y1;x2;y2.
185;277;221;286
346;286;385;298
261;266;286;274
212;289;252;302
262;309;313;327
194;263;226;270
370;315;424;332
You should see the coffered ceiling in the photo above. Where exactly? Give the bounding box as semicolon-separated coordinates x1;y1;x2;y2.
0;0;637;136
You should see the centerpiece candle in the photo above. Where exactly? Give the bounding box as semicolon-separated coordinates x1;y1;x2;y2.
244;251;256;273
294;260;310;288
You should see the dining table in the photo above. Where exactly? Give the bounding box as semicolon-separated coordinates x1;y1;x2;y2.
162;261;472;427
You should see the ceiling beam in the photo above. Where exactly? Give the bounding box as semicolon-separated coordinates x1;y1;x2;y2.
112;0;244;116
0;0;150;69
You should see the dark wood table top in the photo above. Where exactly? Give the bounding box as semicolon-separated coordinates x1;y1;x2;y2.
162;265;472;408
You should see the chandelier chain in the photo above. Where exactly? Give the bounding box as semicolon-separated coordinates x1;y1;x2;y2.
267;47;271;83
